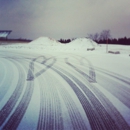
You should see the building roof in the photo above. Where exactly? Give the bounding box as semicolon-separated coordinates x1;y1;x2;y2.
0;30;12;38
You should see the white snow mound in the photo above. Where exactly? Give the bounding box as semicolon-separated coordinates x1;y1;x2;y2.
29;37;60;46
69;38;97;47
60;38;98;51
0;37;99;52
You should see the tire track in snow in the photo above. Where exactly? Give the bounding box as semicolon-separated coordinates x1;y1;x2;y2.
3;81;34;130
35;57;56;79
79;55;130;108
94;66;130;88
27;56;56;81
57;82;88;130
0;59;25;127
89;84;130;130
36;57;63;130
54;60;126;130
51;66;104;130
65;54;96;83
96;72;130;109
2;59;34;130
80;55;130;87
78;55;130;109
0;59;14;102
37;75;63;130
22;55;62;130
90;66;130;86
41;58;88;130
65;57;130;130
79;56;96;83
0;60;6;88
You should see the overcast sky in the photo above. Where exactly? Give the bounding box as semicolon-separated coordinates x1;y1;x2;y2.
0;0;130;40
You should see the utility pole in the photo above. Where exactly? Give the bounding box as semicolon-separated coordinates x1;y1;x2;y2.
106;38;108;53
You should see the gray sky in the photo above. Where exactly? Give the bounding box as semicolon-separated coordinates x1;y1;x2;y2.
0;0;130;40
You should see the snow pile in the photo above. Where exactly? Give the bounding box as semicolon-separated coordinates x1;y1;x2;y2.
60;38;98;51
29;37;60;46
26;37;98;52
69;38;97;47
0;37;98;52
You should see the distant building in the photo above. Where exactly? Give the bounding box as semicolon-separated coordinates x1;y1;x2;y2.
0;30;12;39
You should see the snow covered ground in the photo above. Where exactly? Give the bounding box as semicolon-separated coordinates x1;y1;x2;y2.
0;37;130;130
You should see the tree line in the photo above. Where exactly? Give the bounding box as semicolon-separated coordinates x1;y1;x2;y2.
97;37;130;45
58;39;71;43
58;30;130;45
88;30;130;45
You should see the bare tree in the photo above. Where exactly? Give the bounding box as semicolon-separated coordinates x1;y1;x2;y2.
93;33;99;42
99;30;111;41
88;34;94;40
88;33;99;42
100;30;111;53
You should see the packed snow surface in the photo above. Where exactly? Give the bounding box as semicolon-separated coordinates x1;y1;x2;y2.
0;37;130;130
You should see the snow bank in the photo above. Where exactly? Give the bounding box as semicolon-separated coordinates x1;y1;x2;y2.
29;37;60;46
2;37;129;55
29;37;97;51
60;38;98;51
0;37;98;52
69;38;97;47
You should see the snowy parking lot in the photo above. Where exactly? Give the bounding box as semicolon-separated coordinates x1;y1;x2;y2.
0;37;130;130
